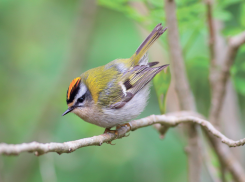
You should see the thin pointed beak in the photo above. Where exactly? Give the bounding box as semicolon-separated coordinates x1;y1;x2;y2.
62;107;74;116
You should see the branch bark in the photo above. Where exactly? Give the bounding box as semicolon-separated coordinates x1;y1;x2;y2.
209;31;245;125
164;1;201;181
205;1;245;181
206;0;245;126
206;0;216;69
205;131;245;182
1;112;245;156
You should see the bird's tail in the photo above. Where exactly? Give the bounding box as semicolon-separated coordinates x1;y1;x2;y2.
130;23;167;66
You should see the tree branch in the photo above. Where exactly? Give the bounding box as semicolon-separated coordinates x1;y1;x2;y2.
206;0;216;68
205;1;245;180
204;131;245;182
164;0;201;181
208;29;245;182
5;1;98;181
209;31;245;125
1;112;244;156
164;0;196;111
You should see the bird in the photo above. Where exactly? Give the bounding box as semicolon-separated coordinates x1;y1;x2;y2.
62;23;168;135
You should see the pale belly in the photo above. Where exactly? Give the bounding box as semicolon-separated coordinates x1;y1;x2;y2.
72;84;150;128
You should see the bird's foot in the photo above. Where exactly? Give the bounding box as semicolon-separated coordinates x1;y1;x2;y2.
116;123;131;130
116;123;131;137
103;127;118;145
103;123;131;145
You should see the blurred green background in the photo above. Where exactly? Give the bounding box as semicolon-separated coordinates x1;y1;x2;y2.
0;0;244;182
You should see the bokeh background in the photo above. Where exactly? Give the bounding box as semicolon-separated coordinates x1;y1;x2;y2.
0;0;244;182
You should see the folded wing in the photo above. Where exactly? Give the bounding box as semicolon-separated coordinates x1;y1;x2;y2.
110;63;169;109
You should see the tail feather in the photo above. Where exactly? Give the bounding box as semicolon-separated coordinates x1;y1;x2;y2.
130;23;167;66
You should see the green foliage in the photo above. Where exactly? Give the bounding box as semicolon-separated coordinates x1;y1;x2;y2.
217;0;243;8
153;66;171;114
241;3;245;27
223;1;245;97
233;77;245;95
98;0;148;22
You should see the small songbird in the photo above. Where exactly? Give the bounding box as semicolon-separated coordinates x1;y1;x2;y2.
62;23;168;133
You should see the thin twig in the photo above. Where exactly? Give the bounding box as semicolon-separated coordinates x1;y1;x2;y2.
209;31;245;125
205;0;245;180
207;28;245;182
1;112;245;156
204;131;245;182
206;0;216;68
205;1;229;180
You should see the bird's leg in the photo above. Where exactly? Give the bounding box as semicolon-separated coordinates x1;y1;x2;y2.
103;127;112;134
103;127;118;145
121;123;131;130
103;127;119;137
116;123;131;137
103;123;131;145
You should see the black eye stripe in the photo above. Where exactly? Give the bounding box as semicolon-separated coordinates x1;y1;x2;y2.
77;94;85;103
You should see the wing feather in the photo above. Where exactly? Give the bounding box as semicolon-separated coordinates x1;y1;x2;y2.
110;63;169;109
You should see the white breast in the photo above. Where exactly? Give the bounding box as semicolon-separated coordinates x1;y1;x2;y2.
98;84;151;128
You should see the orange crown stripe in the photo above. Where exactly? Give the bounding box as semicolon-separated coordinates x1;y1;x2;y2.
67;77;81;100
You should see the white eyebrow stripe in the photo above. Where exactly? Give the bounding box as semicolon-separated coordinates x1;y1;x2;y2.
75;83;87;100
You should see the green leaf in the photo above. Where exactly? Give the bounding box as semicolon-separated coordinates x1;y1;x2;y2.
213;8;232;21
146;0;163;8
233;77;245;95
153;66;171;114
240;3;245;27
219;0;243;8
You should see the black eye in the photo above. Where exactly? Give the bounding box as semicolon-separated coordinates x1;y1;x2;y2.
77;94;85;103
